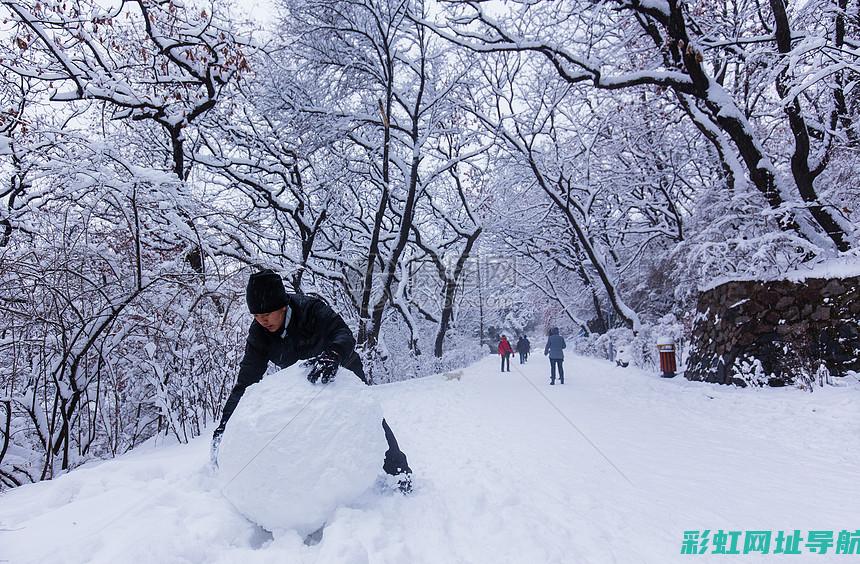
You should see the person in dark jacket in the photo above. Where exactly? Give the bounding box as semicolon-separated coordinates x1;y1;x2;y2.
544;327;566;385
516;336;530;364
498;335;514;372
212;269;412;492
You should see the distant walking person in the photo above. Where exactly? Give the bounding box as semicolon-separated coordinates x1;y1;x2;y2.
498;335;514;372
544;327;566;385
516;335;531;364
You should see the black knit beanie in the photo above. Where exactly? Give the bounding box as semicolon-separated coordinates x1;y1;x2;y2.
246;269;288;314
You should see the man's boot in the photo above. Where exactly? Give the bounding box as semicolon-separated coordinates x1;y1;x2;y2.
383;448;413;494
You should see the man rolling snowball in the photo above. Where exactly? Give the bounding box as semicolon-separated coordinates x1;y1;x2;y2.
212;269;412;494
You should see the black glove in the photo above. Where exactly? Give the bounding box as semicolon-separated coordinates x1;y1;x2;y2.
210;423;225;467
306;351;339;384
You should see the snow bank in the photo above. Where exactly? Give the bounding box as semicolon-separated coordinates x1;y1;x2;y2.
779;257;860;282
217;365;386;535
702;257;860;290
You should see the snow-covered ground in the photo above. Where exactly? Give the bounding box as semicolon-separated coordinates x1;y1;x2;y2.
2;354;859;564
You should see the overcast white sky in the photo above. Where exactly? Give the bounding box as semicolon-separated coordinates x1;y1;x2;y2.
233;0;279;30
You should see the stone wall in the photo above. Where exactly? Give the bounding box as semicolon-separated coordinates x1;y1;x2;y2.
685;276;860;386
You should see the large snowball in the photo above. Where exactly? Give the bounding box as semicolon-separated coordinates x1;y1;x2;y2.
217;365;387;535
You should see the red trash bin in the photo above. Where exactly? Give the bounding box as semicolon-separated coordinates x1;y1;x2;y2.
657;340;676;378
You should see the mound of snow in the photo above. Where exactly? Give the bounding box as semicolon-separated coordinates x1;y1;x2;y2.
217;365;386;535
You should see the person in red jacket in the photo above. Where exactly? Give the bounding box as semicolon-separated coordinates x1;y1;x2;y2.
498;335;514;372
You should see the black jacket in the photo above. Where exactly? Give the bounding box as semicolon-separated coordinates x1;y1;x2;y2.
218;293;359;427
516;337;530;353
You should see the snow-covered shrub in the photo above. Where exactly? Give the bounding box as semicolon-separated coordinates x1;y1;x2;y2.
0;146;250;488
576;314;685;372
362;323;484;384
0;233;247;488
731;356;769;388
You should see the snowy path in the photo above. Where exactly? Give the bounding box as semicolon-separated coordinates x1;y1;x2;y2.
2;355;859;563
